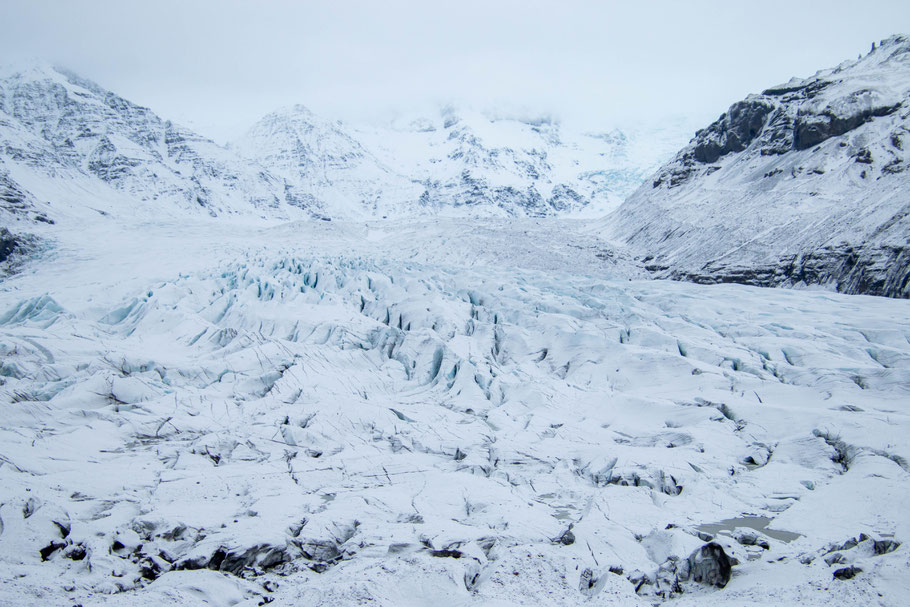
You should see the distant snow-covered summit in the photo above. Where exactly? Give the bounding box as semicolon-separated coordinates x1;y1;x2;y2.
234;104;691;218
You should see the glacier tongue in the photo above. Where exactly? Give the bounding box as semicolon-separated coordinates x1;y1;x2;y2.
0;219;908;606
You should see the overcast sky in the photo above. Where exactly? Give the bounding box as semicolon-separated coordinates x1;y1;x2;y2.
2;1;909;142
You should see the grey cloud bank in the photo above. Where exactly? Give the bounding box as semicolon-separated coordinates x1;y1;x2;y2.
1;1;909;141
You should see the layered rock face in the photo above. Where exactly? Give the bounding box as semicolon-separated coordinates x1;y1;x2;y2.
601;36;910;298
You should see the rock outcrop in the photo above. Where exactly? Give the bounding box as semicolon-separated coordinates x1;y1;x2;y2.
600;35;910;298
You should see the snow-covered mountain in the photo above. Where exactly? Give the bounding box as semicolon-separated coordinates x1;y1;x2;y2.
598;35;910;298
230;105;422;218
0;63;316;225
0;62;690;225
235;105;691;218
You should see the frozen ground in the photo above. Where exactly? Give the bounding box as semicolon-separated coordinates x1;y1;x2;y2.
0;216;908;606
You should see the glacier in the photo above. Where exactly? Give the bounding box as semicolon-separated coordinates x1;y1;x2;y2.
0;216;907;606
598;35;910;298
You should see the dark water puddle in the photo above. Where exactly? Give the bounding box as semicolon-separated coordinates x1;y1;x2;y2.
697;516;802;543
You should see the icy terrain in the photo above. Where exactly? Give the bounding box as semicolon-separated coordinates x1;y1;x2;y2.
1;37;909;607
0;216;908;606
599;35;910;297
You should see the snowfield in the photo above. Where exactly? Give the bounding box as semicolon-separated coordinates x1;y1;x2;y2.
0;217;907;606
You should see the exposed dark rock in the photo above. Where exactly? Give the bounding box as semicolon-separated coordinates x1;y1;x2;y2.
0;172;36;216
696;531;714;542
206;544;291;577
883;159;906;174
429;548;464;559
139;556;161;580
652;166;698;189
794;103;901;150
556;524;575;545
854;147;873;164
829;533;869;553
52;520;71;539
736;531;770;550
40;541;65;561
174;555;207;570
825;552;847;566
873;538;901;555
833;565;862;580
685;542;732;588
762;79;834;99
659;242;910;299
0;228;20;263
599;469;682;495
693;99;775;163
64;544;87;561
464;567;481;592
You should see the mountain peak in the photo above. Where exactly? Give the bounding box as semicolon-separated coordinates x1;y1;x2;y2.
0;59;63;80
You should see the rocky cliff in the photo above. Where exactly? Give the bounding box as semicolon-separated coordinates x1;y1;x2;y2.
599;35;910;298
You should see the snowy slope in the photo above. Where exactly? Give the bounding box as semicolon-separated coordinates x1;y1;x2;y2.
230;105;423;218
0;63;316;225
0;216;908;607
598;35;910;298
235;106;691;219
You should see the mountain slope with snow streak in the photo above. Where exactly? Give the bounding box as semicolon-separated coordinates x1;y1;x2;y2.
598;35;910;298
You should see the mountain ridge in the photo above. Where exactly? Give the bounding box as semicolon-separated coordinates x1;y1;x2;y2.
234;104;690;219
0;61;689;226
0;61;321;225
598;34;910;298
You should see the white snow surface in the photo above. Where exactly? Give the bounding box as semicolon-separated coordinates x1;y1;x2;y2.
0;213;908;606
